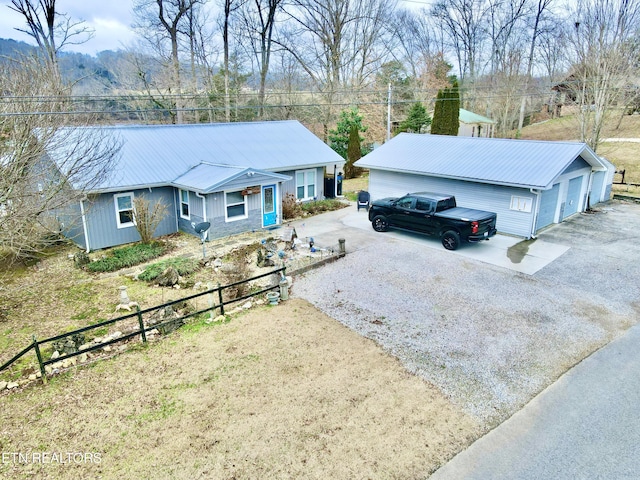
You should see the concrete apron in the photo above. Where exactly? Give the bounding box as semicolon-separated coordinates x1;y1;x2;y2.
287;205;569;275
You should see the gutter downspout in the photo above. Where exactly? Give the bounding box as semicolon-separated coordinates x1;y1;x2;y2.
529;188;541;239
80;197;90;253
586;169;595;210
195;192;208;240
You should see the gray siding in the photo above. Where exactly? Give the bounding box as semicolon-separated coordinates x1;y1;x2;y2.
58;201;86;250
85;187;177;251
176;190;205;236
368;170;538;238
279;167;325;200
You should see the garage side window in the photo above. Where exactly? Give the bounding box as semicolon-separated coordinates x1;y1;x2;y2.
179;189;190;219
225;191;247;221
296;169;316;200
510;196;533;212
114;192;135;229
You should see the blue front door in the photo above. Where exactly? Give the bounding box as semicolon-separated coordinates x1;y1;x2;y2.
262;185;277;227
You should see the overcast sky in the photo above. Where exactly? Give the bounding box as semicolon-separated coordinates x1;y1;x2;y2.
0;0;136;54
0;0;429;56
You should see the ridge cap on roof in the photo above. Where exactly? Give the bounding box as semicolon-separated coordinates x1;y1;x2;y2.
396;132;588;148
97;119;300;130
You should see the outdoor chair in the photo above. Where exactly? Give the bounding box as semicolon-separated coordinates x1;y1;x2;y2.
357;190;371;211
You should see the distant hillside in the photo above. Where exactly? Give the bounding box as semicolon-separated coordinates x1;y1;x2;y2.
0;38;125;94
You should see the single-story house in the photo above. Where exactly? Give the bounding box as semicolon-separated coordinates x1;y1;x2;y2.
57;120;345;251
458;108;496;138
355;133;615;238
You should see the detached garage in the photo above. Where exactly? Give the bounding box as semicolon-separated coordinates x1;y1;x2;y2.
355;134;614;238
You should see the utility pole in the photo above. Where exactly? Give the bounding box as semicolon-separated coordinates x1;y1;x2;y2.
387;83;392;141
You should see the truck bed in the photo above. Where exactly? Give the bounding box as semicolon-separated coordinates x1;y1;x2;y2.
436;207;496;221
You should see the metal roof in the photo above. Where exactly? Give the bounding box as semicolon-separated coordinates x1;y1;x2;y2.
55;120;344;192
172;163;291;193
355;133;606;189
459;109;496;124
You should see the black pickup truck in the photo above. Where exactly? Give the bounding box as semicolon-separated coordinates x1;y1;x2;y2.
368;192;497;250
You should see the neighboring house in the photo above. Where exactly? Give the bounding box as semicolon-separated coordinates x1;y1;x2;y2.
458;108;496;138
355;133;614;238
57;121;345;251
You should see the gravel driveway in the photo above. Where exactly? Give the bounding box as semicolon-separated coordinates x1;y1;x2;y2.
291;200;640;429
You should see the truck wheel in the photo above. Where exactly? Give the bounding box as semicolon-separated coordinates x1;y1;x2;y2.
442;230;460;250
372;216;389;232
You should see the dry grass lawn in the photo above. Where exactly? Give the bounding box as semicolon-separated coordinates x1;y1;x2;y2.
0;298;480;479
519;112;640;190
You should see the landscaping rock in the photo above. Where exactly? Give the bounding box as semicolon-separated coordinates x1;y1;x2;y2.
147;306;184;335
28;374;37;381
7;382;19;389
79;353;88;363
51;351;60;360
242;302;252;310
52;333;85;355
156;266;180;287
0;381;7;390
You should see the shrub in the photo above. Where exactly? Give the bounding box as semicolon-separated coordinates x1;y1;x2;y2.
86;242;168;273
301;199;349;215
138;257;199;282
133;196;169;244
282;193;302;219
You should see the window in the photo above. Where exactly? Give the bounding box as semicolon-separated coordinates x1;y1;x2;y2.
510;196;533;213
396;197;414;209
296;169;316;200
225;190;247;221
416;199;433;212
179;189;190;219
114;193;135;228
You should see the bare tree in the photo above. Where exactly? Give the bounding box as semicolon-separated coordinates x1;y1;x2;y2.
516;0;556;131
133;0;204;124
567;0;640;151
239;0;284;117
0;57;120;263
431;0;490;83
8;0;94;82
386;9;452;101
219;0;246;122
345;0;396;90
133;196;169;244
486;0;528;76
277;0;394;139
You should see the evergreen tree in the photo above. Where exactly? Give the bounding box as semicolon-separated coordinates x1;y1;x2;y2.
346;125;363;178
398;102;431;133
431;90;445;135
431;82;460;136
449;81;461;136
328;107;369;179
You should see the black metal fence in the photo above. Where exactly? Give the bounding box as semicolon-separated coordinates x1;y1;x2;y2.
0;267;285;384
